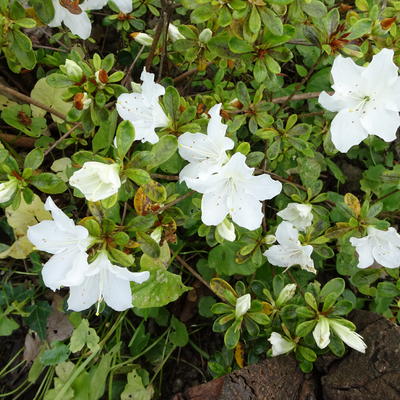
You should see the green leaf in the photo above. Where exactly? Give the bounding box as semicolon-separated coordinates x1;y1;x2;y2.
89;353;112;400
148;135;178;169
302;0;327;18
136;232;160;258
229;37;253;54
224;319;241;349
295;320;317;337
0;315;19;336
170;316;189;347
350;269;381;287
9;30;36;70
320;278;345;299
30;0;55;23
69;319;100;353
116;120;135;159
125;168;151;186
40;342;70;366
24;148;44;170
249;6;261;34
30;173;67;194
121;370;154;400
296;345;317;362
26;301;52;340
163;86;180;121
132;263;190;308
348;18;372;40
191;5;213;23
92;110;118;153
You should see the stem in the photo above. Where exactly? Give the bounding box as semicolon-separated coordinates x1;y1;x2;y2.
43;122;82;156
145;16;165;71
151;173;179;181
157;190;195;213
0;82;67;121
255;168;306;191
122;45;146;88
0;133;36;148
173;63;213;84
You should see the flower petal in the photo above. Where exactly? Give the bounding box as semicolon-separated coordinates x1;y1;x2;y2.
275;221;299;246
62;10;92;40
68;274;100;312
103;273;134;311
42;249;88;291
361;106;400;142
350;236;374;269
111;0;132;12
140;69;165;100
244;174;282;201
48;1;67;27
330;109;368;152
230;193;263;231
111;265;150;283
313;318;330;349
330;55;364;93
201;191;229;226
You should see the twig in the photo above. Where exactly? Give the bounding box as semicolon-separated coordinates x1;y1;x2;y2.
44;123;82;156
173;63;213;84
0;82;67;121
122;45;146;88
151;173;179;181
145;16;165;71
271;91;332;104
157;190;195;213
0;133;36;148
32;44;68;53
256;168;306;191
175;255;215;296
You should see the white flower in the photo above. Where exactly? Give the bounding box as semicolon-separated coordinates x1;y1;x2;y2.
349;226;400;269
0;179;18;203
216;218;236;242
235;293;251;318
27;197;92;291
63;59;83;81
199;28;212;43
186;153;282;230
275;283;297;307
264;221;316;273
67;252;150;312
69;161;121;202
277;203;313;232
110;0;132;13
319;48;400;152
131;32;153;46
329;319;367;353
313;317;331;349
179;104;234;182
268;332;296;356
168;23;185;41
49;0;108;40
116;68;169;144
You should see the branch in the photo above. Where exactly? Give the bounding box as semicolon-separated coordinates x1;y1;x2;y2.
173;63;213;84
0;133;36;148
44;122;82;156
271;91;333;104
0;82;67;121
157;190;195;213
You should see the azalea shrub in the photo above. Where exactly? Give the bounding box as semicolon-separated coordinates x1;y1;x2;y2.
1;0;400;398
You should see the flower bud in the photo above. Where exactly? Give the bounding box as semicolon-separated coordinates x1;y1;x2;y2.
95;69;108;85
69;162;121;202
168;23;185;42
268;332;296;356
216;219;236;242
73;92;92;110
235;294;251;318
63;59;83;81
275;283;296;307
199;28;212;43
0;178;18;203
130;32;153;46
263;234;276;244
313;317;330;349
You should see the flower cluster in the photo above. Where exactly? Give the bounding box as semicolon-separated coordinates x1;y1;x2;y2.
27;197;149;312
319;48;400;152
116;69;169;144
178;104;282;231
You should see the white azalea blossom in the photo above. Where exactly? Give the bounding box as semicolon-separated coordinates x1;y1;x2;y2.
275;283;297;307
319;48;400;152
313;317;331;349
131;32;153;46
49;0;108;40
329;319;367;353
62;59;83;81
235;293;251;318
186;153;282;230
168;23;185;41
264;221;316;273
68;251;150;312
277;203;313;232
216;218;236;242
27;197;92;291
268;332;296;356
69;161;121;202
349;226;400;269
178;103;234;182
116;68;169;144
110;0;132;13
0;179;18;203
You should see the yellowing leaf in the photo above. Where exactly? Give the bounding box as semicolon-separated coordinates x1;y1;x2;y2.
0;195;51;259
344;193;361;217
30;78;71;123
234;342;245;368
